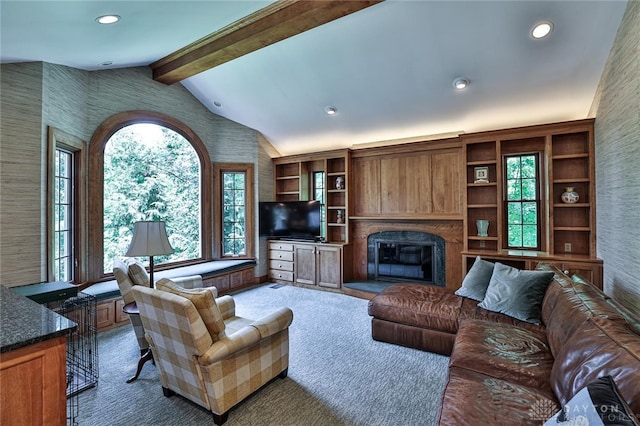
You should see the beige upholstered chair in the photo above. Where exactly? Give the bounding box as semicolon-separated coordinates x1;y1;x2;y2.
132;278;293;425
112;258;210;382
112;258;149;354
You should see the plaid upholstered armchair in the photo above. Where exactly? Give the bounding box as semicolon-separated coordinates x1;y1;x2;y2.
131;278;293;425
112;258;210;382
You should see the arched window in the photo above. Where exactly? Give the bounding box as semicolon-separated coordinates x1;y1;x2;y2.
88;111;212;280
103;123;201;272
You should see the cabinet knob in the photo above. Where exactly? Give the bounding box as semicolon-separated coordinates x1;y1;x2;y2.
279;254;282;258
278;264;282;268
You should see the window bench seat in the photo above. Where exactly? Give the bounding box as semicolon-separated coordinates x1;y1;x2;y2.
83;259;256;331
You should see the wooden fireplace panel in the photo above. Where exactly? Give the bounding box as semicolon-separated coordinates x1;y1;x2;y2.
350;220;463;290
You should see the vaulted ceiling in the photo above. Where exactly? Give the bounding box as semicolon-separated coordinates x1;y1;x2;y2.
0;1;628;155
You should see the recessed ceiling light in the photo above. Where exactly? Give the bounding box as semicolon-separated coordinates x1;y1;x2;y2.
325;106;337;115
96;15;120;25
453;78;469;90
213;101;222;108
532;21;553;39
99;61;113;67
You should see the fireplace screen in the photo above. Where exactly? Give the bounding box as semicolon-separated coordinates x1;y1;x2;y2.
374;241;436;283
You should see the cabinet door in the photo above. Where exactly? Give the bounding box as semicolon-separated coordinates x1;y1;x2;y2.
295;244;316;285
317;245;342;288
1;336;67;425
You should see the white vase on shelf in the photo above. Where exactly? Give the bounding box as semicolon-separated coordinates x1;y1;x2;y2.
476;220;489;237
561;187;580;204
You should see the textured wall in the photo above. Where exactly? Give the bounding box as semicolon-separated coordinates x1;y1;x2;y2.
0;63;46;285
256;134;277;278
0;63;262;286
589;1;640;316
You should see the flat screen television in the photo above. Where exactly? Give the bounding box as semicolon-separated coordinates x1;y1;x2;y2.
259;201;321;240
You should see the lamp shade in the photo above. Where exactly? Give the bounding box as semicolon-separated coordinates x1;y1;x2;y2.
125;221;174;257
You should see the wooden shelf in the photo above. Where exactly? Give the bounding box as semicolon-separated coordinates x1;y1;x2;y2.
273;150;351;244
463;119;596;261
467;160;497;166
553;178;589;184
552;153;589;160
468;182;497;187
468;236;498;241
468;204;498;209
553;203;590;208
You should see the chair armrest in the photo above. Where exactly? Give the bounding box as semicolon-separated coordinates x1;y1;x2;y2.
250;307;293;339
215;295;235;319
171;275;213;293
199;327;261;364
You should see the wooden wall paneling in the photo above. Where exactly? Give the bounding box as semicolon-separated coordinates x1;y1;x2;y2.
405;154;432;214
380;157;403;214
431;150;463;215
352;157;381;216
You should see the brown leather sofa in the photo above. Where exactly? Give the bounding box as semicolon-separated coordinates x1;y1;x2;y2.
368;263;640;425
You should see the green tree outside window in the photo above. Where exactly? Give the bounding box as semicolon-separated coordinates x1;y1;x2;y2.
222;172;246;256
505;154;540;249
313;171;326;238
103;123;201;272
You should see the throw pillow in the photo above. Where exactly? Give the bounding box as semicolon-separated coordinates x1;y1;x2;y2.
128;258;150;286
478;262;554;325
544;376;639;426
454;256;495;301
156;278;226;341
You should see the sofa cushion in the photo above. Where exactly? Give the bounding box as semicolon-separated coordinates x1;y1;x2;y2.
156;278;226;341
478;263;554;325
450;319;554;392
436;366;559;425
367;284;463;334
550;317;640;416
459;297;546;332
454;256;495;301
544;375;639;426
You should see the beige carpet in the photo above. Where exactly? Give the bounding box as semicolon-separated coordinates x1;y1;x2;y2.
77;284;449;425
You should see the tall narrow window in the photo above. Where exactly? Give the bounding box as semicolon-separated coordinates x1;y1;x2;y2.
313;171;326;238
222;171;247;256
504;154;541;249
54;148;74;281
213;163;254;259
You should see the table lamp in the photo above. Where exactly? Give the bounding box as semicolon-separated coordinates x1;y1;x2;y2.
126;221;174;287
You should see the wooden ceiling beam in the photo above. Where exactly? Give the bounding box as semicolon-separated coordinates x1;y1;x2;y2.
150;0;382;85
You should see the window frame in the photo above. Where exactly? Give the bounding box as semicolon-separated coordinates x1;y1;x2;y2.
88;111;212;281
502;152;543;251
47;127;87;283
312;170;327;238
213;163;254;259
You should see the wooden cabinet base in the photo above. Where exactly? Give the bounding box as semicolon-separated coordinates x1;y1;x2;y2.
0;336;68;425
96;297;130;331
268;240;348;289
462;252;603;289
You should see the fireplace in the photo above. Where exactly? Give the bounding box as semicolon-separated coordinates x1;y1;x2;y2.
367;231;445;286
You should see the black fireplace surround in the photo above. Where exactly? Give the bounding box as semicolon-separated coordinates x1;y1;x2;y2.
367;231;445;287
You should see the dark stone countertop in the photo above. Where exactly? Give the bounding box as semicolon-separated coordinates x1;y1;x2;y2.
0;285;77;353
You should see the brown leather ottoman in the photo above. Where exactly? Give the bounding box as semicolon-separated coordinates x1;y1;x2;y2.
367;284;462;355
